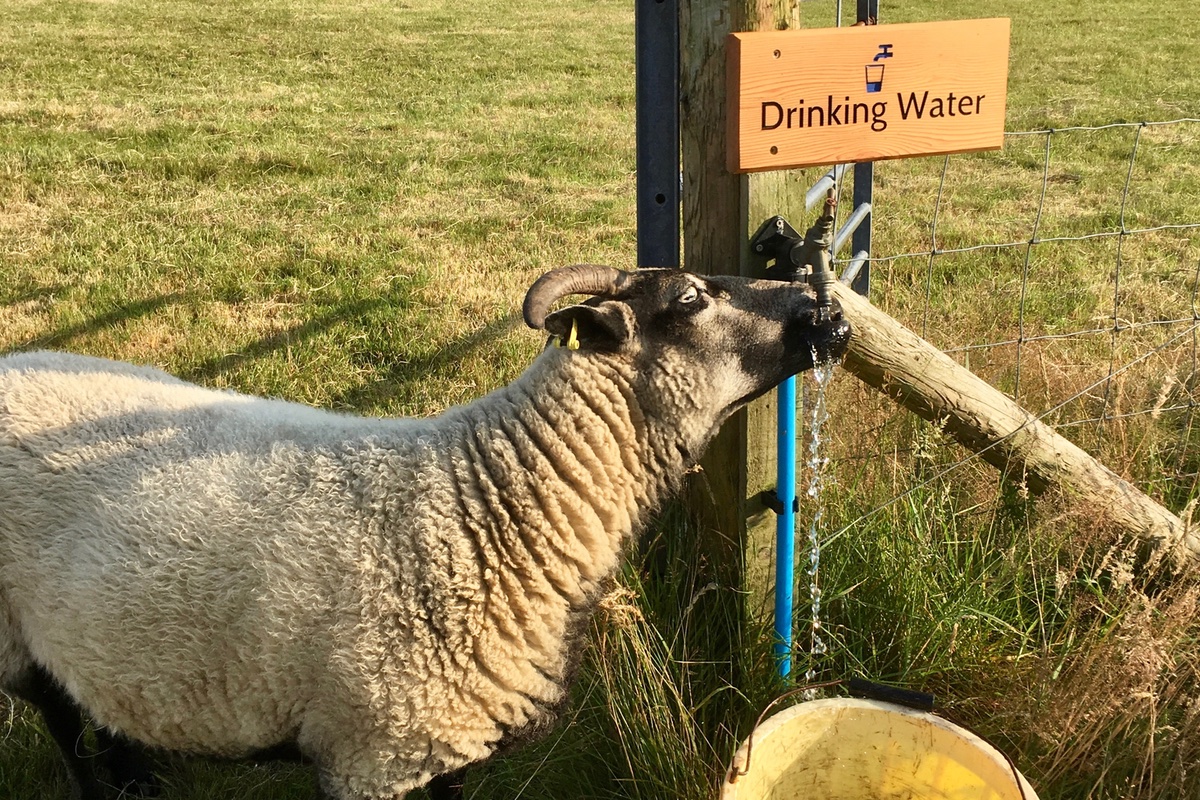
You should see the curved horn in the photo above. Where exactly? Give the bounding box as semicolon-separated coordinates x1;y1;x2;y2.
522;264;632;329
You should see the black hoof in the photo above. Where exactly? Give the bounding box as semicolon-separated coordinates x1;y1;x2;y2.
97;730;161;798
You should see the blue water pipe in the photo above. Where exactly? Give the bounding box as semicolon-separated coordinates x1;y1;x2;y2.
771;194;837;680
773;375;797;677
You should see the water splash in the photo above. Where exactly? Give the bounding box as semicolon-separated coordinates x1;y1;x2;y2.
803;357;835;694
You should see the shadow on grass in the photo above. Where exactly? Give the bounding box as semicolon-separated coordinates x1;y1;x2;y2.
2;283;69;307
330;311;525;410
2;293;393;387
4;292;188;354
3;290;529;418
178;297;395;385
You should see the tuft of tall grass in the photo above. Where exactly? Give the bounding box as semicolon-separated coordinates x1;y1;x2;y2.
466;509;787;800
808;370;1200;800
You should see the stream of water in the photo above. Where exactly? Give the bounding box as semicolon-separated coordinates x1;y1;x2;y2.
802;360;835;690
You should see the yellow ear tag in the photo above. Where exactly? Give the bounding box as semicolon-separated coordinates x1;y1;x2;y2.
565;318;580;350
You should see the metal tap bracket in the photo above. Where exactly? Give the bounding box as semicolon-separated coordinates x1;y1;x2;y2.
751;202;836;284
751;215;809;283
754;489;800;515
753;199;841;323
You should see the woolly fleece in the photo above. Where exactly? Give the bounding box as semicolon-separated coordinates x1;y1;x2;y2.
0;348;681;798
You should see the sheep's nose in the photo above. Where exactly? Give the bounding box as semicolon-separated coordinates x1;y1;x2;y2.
805;297;845;326
823;298;845;323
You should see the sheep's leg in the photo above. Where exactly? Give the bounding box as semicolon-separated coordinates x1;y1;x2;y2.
425;769;466;800
95;728;161;797
8;664;105;800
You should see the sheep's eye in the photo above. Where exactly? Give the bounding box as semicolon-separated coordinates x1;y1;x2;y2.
678;285;701;305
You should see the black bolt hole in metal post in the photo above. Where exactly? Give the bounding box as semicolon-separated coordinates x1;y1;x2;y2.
635;0;680;268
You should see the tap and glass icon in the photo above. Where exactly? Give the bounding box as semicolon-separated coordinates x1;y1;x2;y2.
865;44;893;93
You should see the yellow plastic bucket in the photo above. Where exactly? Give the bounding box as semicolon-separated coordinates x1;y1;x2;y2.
721;698;1038;800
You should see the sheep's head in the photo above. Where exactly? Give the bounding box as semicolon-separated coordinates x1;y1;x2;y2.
524;265;851;457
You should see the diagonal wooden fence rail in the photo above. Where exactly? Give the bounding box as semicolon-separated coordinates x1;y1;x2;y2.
829;279;1198;566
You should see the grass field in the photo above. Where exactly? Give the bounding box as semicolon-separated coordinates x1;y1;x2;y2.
2;0;1199;798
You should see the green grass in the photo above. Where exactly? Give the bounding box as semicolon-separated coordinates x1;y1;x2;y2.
2;0;1200;798
1;0;635;415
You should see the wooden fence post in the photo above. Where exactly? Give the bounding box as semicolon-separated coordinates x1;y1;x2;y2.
680;0;806;615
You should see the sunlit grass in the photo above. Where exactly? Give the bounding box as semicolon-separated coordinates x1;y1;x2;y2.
2;1;1199;799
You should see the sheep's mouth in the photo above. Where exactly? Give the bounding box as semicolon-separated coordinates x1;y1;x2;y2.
781;309;851;375
721;316;850;418
809;316;852;366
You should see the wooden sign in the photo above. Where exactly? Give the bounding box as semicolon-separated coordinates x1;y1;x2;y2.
727;19;1010;173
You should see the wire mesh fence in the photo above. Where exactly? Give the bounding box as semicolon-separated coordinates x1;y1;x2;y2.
822;116;1200;536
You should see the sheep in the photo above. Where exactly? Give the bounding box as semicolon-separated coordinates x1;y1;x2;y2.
0;264;851;800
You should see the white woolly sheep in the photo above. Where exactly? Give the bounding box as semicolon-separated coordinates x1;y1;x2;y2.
0;265;850;800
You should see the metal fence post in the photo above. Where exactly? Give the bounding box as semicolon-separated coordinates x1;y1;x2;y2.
849;0;879;296
635;0;680;268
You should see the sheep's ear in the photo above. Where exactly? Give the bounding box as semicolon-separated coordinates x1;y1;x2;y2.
544;302;629;352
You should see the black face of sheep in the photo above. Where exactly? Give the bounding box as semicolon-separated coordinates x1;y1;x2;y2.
525;264;851;456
